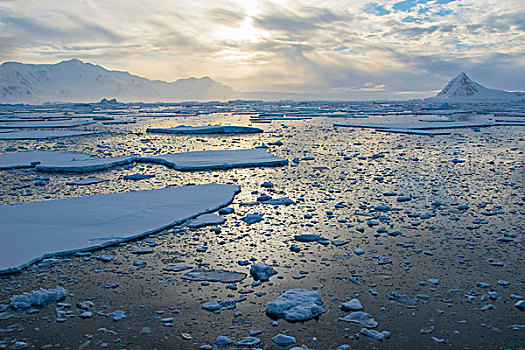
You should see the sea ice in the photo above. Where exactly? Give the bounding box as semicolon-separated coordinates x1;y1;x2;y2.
341;299;363;311
66;177;108;186
0;184;239;274
265;289;326;322
250;263;277;281
273;334;296;347
339;311;378;328
0;149;287;172
0;120;94;128
9;286;67;309
360;328;390;342
146;124;262;134
0;130;99;140
186;213;225;228
181;269;247;283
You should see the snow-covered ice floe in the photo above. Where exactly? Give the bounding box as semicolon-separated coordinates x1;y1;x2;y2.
0;120;94;128
265;289;326;322
0;149;288;172
8;286;67;309
334;120;524;135
0;130;99;140
0;183;240;274
146;124;262;134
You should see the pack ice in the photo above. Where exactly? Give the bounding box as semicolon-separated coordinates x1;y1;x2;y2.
0;184;240;274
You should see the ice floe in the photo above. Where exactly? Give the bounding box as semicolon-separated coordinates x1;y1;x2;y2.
339;311;378;328
146;124;262;134
66;177;108;185
0;149;287;172
0;130;99;140
0;184;239;274
181;269;247;283
265;289;326;322
8;286;67;310
250;263;277;281
0;120;94;128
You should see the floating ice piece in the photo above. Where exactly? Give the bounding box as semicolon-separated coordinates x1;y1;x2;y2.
0;149;287;173
387;292;418;305
477;282;491;288
339;311;378;328
96;254;115;262
0;120;94;128
515;300;525;311
202;299;236;311
250;263;277;281
215;336;234;347
265;289;326;322
353;248;365;255
186;213;225;228
181;269;247;283
144;149;288;171
107;310;126;321
146;125;262;134
66;177;108;186
9;286;66;309
241;214;264;225
273;334;296;347
378;257;392;265
235;337;261;347
360;328;390;342
163;266;192;272
294;234;328;242
0;130;99;140
0;184;239;274
341;299;363;311
262;197;295;205
123;174;155;180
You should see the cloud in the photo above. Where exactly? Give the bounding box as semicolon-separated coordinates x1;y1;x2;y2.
0;0;523;99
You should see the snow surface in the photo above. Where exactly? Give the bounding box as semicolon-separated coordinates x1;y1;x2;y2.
265;289;326;322
0;183;240;274
431;72;523;101
0;120;94;128
0;59;237;103
146;125;262;134
0;149;288;172
0;130;99;140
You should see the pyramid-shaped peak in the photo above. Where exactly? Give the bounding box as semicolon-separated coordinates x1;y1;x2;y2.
437;72;481;98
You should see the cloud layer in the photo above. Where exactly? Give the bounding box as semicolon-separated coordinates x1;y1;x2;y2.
1;0;524;99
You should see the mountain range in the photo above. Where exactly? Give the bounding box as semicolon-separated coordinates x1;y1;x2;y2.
0;59;237;104
0;59;523;103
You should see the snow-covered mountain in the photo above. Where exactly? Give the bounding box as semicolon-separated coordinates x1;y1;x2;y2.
0;59;237;103
429;72;523;101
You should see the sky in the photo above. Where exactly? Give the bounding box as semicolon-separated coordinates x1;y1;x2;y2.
1;0;524;99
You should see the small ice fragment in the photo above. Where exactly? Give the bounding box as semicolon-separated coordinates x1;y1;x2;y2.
360;328;390;342
340;311;378;328
250;263;277;281
341;299;363;311
273;334;296;347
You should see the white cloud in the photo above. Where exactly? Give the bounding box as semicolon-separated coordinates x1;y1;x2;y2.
1;0;523;99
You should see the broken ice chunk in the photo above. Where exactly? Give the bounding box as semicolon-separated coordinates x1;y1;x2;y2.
265;289;326;322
